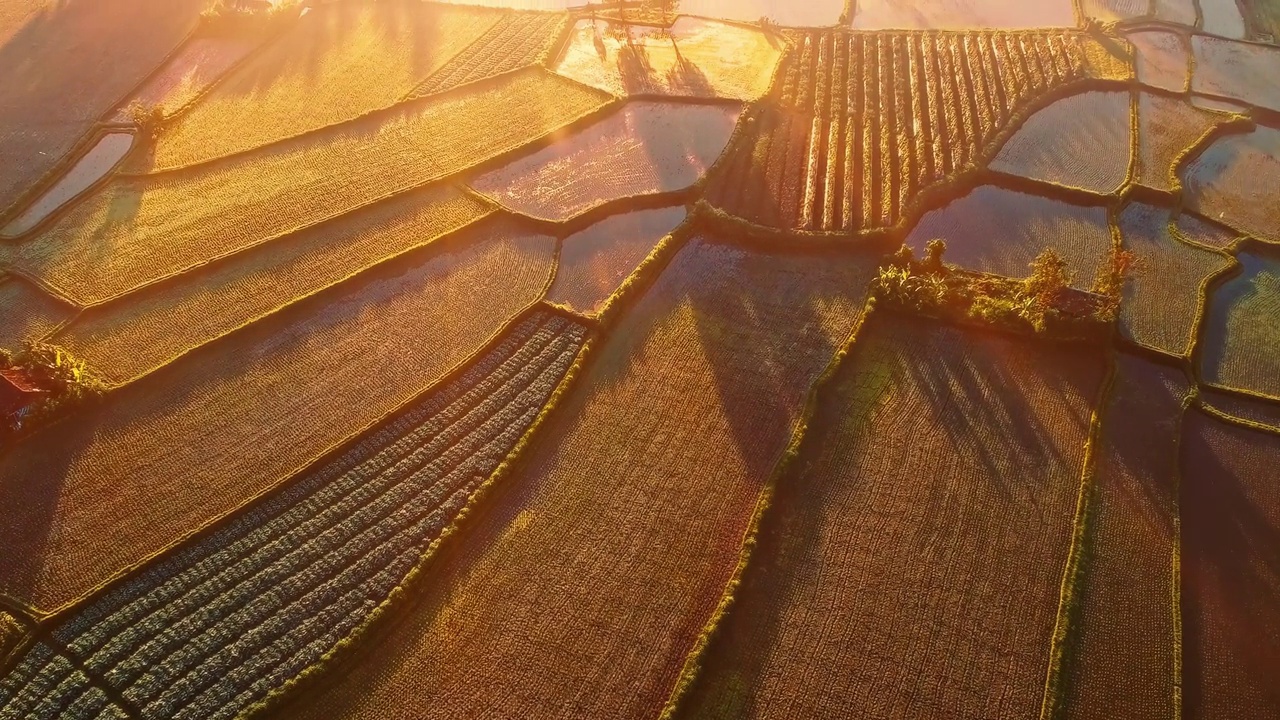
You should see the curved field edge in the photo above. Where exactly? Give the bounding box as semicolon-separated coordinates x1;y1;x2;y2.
657;296;880;720
242;210;703;720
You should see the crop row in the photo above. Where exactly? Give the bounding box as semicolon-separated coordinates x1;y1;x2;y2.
408;12;568;99
0;311;588;720
709;30;1103;233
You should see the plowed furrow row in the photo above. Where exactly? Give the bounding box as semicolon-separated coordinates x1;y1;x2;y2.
0;312;589;720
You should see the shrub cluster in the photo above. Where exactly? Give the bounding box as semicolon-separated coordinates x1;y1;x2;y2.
1;342;107;439
199;0;298;36
872;240;1133;340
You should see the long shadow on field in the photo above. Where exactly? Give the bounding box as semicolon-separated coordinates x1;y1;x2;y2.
1181;413;1280;714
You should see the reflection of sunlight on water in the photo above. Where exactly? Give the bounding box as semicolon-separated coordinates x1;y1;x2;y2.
429;0;845;25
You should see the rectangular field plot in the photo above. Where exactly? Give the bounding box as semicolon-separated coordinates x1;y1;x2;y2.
147;3;503;170
0;0;205;214
408;12;567;99
0;274;73;353
1183;126;1280;246
0;311;588;720
679;314;1106;720
12;68;607;305
52;184;492;385
1200;248;1280;399
1063;355;1187;719
1181;410;1280;719
1118;202;1233;357
0;227;555;613
271;236;881;720
1191;37;1280;113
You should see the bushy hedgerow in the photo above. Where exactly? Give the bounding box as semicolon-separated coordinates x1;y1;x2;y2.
1;342;107;439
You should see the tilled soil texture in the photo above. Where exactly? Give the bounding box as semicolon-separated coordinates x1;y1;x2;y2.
271;236;881;720
1063;355;1188;720
707;29;1128;233
0;228;556;613
1181;410;1280;720
679;313;1106;720
0;312;587;720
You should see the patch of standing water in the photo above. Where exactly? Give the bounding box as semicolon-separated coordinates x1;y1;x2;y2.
1;132;134;238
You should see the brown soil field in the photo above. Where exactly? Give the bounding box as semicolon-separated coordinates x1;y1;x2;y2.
0;274;72;353
147;3;504;170
0;225;555;613
1062;354;1187;720
1128;30;1189;93
11;68;607;305
1181;410;1280;719
0;0;206;215
0;311;589;720
1135;93;1223;193
1184;126;1280;245
546;205;687;315
407;11;567;99
552;17;783;100
470;101;738;222
271;236;881;720
708;29;1129;232
1200;249;1280;399
109;35;261;122
905;184;1113;289
679;313;1106;720
1118;202;1233;357
1191;36;1280;113
990;90;1131;194
52;184;492;385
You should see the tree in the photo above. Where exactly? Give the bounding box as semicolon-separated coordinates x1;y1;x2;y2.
1025;248;1073;309
922;238;947;274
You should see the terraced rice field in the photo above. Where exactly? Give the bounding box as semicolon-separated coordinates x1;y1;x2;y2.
51;185;493;385
1201;249;1280;398
1201;388;1280;430
546;205;687;315
11;68;607;305
1239;0;1280;41
1082;0;1152;23
679;314;1106;720
1180;410;1280;719
1174;210;1241;250
0;275;73;353
1135;93;1225;193
0;311;588;720
1118;202;1233;356
1183;125;1280;245
0;0;206;215
407;12;567;99
904;185;1113;289
1063;354;1187;720
0;228;556;613
1128;30;1189;93
469;101;738;221
109;35;261;122
851;0;1078;28
271;237;881;720
707;29;1128;232
145;3;504;171
1191;36;1280;113
552;18;783;100
1153;0;1197;25
990;90;1131;194
1;132;134;238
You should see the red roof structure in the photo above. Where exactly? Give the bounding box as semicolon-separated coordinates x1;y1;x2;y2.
0;369;46;416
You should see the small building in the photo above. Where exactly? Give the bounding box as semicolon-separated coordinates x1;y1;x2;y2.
0;369;46;424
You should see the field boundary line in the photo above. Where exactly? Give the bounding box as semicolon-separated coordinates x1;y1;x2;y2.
1170;391;1196;718
49;190;496;387
240;201;700;720
656;295;880;720
465;186;698;234
1040;349;1119;720
396;8;520;102
28;257;560;620
1193;394;1280;435
124;64;602;179
1166;113;1256;197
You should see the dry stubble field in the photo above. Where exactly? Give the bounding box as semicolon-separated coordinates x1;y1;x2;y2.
680;314;1106;720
